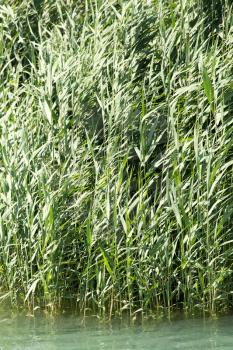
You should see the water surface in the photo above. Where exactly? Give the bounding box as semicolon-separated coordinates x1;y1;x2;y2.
0;313;232;349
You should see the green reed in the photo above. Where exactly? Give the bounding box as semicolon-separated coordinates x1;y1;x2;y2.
0;0;232;318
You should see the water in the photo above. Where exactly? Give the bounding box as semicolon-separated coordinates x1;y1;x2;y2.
0;313;233;349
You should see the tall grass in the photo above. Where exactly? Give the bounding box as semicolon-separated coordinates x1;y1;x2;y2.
0;0;233;317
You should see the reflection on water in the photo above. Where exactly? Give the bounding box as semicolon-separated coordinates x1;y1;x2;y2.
0;312;232;349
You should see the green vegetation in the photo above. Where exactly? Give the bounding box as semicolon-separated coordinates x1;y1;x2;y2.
0;0;233;318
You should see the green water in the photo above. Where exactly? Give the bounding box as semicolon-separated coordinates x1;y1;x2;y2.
0;314;233;349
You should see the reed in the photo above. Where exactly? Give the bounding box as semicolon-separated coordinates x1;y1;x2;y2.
0;0;232;317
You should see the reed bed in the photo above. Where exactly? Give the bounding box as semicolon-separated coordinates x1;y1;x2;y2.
0;0;232;317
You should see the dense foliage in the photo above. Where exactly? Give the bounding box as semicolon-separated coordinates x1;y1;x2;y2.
0;0;233;317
